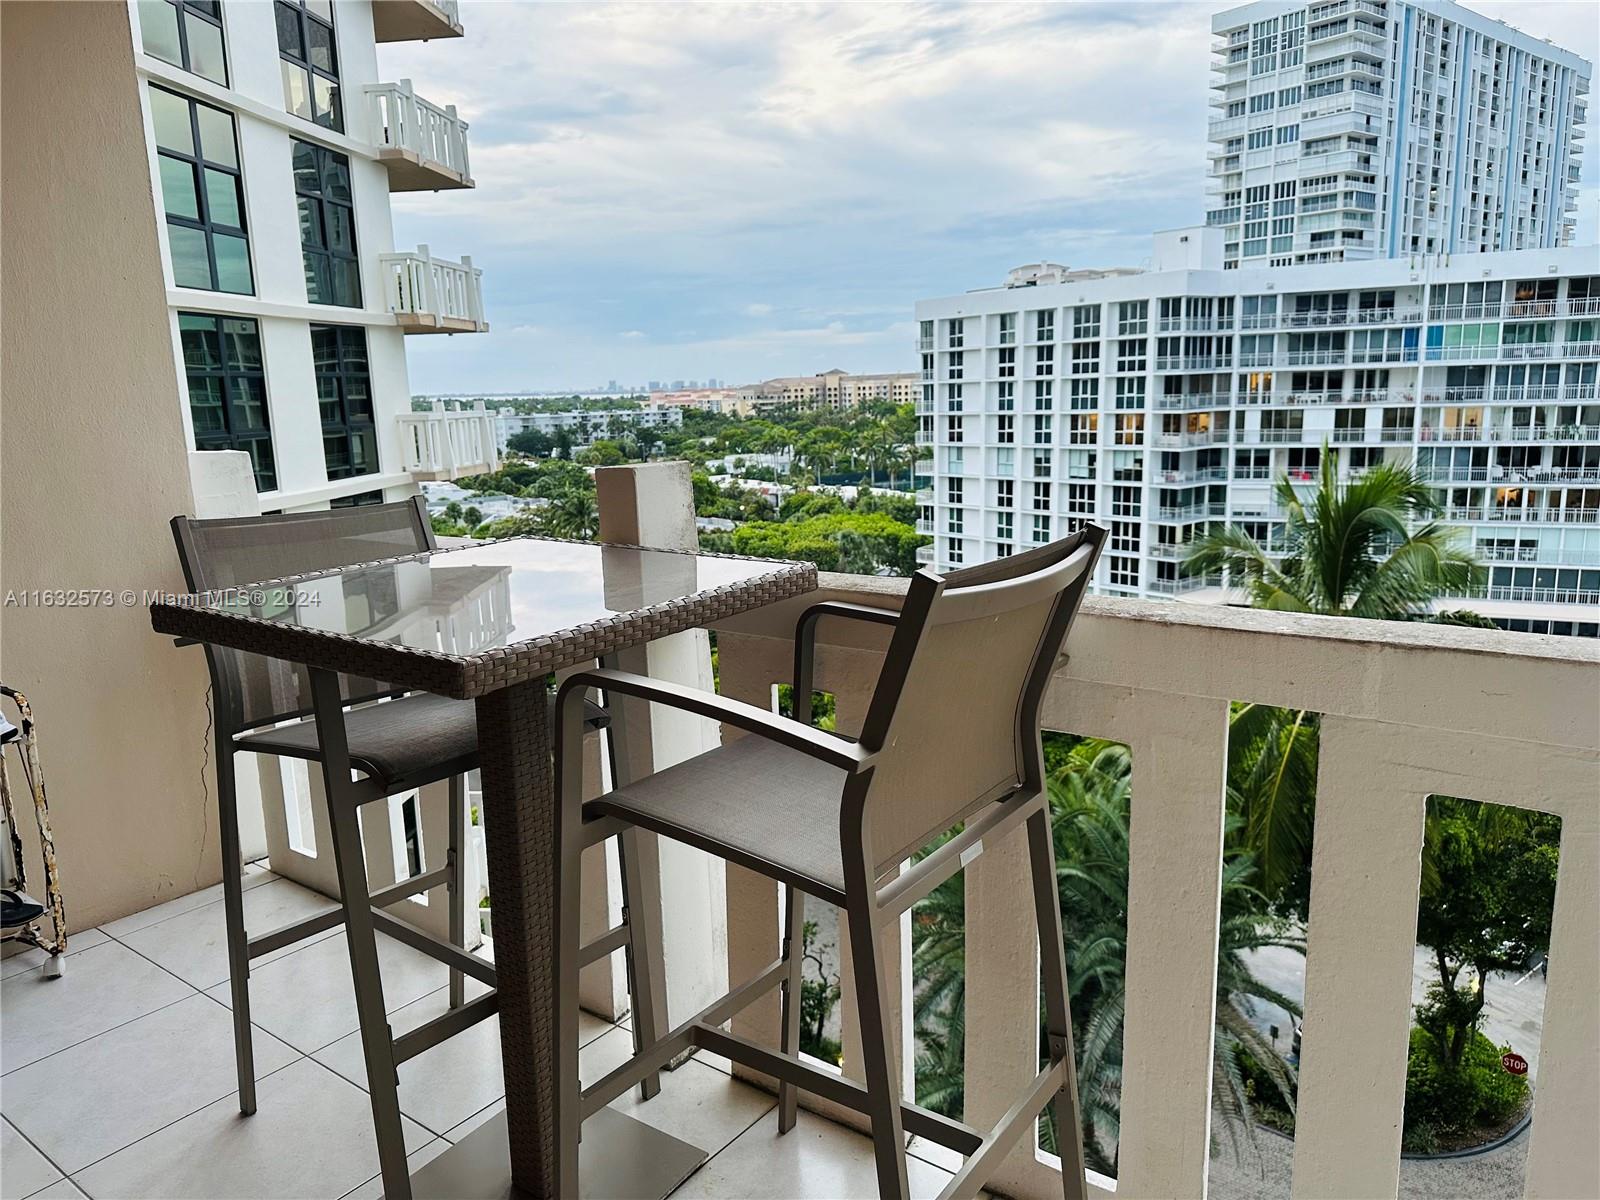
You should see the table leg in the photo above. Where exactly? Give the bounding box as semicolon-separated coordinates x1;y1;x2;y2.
473;679;578;1199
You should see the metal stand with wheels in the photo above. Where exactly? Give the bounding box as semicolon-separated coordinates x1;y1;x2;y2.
1;684;68;978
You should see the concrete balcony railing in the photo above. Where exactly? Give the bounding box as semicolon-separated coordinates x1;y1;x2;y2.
366;80;473;191
397;400;500;480
707;568;1599;1200
370;0;462;43
379;245;488;334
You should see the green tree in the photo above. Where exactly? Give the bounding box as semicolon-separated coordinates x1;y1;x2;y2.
1183;455;1486;914
543;490;600;541
506;429;554;457
552;427;575;460
1414;797;1559;1071
1182;454;1483;620
462;505;483;531
443;500;463;523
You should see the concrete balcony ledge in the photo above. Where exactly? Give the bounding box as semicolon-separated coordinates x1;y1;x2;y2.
366;80;473;191
371;0;462;43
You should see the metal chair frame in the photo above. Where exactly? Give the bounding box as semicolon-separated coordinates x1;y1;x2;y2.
552;526;1106;1200
171;501;661;1200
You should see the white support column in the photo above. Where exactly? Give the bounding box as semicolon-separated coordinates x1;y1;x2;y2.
1111;690;1230;1200
1291;715;1426;1200
595;462;728;1027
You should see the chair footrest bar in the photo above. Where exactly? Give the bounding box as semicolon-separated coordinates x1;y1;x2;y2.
249;904;345;959
370;908;497;987
874;791;1041;922
580;956;790;1118
393;990;499;1065
369;866;451;910
579;922;630;967
246;865;456;960
692;1024;984;1156
935;1060;1068;1200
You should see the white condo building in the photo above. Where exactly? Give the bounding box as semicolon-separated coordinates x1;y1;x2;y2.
129;0;492;512
913;229;1600;637
1208;0;1590;268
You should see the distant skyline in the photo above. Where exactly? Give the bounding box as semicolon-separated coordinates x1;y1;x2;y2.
383;1;1600;394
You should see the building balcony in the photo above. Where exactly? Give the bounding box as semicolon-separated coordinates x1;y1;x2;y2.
370;0;463;43
398;401;501;481
1429;424;1600;443
366;80;473;191
3;462;1597;1200
379;245;488;334
914;541;935;564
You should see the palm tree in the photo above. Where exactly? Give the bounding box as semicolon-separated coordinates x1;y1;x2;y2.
540;490;599;541
1183;454;1487;917
1182;453;1484;619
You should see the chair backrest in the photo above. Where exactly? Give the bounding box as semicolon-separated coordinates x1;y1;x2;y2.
171;497;436;735
852;525;1104;875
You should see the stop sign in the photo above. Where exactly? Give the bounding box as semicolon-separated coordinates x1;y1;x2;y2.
1502;1051;1529;1076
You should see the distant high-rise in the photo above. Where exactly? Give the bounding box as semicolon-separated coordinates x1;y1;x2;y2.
1207;0;1591;269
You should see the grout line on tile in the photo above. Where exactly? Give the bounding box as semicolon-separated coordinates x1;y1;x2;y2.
4;1114;74;1195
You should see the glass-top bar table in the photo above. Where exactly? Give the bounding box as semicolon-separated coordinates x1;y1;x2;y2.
151;537;817;1199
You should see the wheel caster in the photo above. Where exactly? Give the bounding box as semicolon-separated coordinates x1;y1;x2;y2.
42;954;64;979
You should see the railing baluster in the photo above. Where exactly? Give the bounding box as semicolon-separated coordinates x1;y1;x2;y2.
1291;716;1425;1199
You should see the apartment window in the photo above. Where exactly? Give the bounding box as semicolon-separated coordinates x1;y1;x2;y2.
329;489;384;508
996;479;1014;509
1032;481;1051;511
995;542;1013;558
1033;414;1052;444
1067;483;1095;514
1031;515;1051;545
1111;485;1141;517
998;312;1017;345
998;347;1016;378
947;318;965;349
945;416;964;443
1034;380;1054;410
1073;305;1101;340
946;383;965;409
1069;379;1099;409
996;512;1013;541
947;539;964;565
1117;300;1148;335
312;325;377;480
997;414;1015;444
150;85;252;294
1111;521;1140;553
948;351;965;380
1108;556;1139;587
141;0;227;85
292;139;360;306
1066;449;1097;480
180;313;275;490
1034;310;1055;342
1070;343;1100;376
1032;448;1051;478
947;509;964;535
996;381;1015;410
1115;378;1146;409
1115;413;1146;445
1116;338;1147;373
277;0;341;130
1068;413;1098;445
947;478;963;505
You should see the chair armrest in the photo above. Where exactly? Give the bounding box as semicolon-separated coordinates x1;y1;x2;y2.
792;601;900;725
555;668;871;773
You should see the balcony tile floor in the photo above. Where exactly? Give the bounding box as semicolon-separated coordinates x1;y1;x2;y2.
2;869;964;1199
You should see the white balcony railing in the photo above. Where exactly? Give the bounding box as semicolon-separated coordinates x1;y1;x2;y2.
365;79;473;189
708;572;1599;1200
397;400;500;480
378;244;488;334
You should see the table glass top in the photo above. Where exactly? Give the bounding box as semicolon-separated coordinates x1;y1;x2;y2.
199;538;795;658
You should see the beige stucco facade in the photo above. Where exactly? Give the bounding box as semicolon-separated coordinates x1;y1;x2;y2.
2;1;216;929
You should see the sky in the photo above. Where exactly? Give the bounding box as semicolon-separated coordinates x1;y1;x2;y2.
382;1;1600;395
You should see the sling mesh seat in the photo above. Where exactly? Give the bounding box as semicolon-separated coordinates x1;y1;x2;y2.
551;525;1107;1200
238;691;605;791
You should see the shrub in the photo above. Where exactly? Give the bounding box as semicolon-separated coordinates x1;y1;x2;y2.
1402;1026;1528;1151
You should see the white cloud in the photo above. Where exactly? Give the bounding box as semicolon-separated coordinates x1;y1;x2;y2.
382;1;1599;392
619;329;647;339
